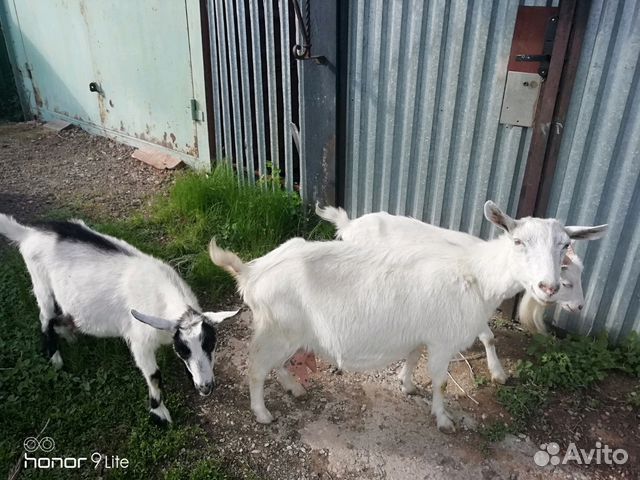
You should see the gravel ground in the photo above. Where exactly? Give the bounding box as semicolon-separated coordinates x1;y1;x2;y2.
0;121;175;222
1;122;636;480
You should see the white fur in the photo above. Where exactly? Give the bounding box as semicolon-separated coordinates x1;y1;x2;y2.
0;214;237;423
316;205;586;382
210;202;606;432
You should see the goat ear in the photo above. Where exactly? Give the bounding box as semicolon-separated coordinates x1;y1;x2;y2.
202;309;240;325
130;309;177;331
565;224;608;240
484;201;517;233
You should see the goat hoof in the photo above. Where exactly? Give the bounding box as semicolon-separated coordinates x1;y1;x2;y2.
436;416;456;434
254;410;274;424
149;404;173;427
150;411;170;428
491;372;508;384
50;351;64;369
288;384;307;398
400;383;417;395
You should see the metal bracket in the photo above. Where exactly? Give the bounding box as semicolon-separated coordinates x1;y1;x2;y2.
515;15;558;78
190;98;203;122
290;0;326;64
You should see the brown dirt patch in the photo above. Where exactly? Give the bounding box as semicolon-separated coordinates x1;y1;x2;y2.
0;121;175;222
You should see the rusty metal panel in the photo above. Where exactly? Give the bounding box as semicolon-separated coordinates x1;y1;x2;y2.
344;0;547;239
545;0;640;341
0;0;210;168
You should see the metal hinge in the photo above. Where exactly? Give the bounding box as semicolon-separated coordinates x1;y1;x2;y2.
515;15;558;78
190;99;204;122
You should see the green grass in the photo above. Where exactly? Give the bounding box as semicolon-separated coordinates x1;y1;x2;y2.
98;166;333;303
0;166;332;478
482;332;640;442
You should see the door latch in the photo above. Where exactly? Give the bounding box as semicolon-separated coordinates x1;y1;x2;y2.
515;15;558;78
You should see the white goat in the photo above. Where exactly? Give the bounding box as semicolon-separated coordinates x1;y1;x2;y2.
315;206;587;387
0;214;238;424
517;244;584;334
209;202;606;432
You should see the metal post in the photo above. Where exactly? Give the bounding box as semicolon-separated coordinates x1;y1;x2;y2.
297;0;337;205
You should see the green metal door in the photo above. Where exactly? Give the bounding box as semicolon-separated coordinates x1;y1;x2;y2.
0;0;209;168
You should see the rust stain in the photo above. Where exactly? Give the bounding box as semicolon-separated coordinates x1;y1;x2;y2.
119;121;125;132
32;85;43;108
186;136;199;157
109;99;114;108
170;133;176;143
25;63;43;109
134;131;175;150
97;94;108;125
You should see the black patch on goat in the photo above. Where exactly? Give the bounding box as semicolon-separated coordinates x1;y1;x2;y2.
201;322;217;355
149;396;161;409
42;319;59;359
150;370;163;389
36;221;130;255
53;300;62;316
173;332;191;360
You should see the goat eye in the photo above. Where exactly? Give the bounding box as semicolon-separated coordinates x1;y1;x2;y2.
561;282;573;289
513;238;523;246
201;323;217;353
563;243;570;249
173;333;191;359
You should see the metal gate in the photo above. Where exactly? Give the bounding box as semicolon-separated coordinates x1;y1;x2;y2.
206;0;299;189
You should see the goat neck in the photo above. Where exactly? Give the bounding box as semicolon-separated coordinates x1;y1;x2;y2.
464;235;521;304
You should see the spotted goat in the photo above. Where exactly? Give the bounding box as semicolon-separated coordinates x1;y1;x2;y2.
0;214;238;424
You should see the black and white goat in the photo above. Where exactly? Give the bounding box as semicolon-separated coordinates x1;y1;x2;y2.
0;214;238;424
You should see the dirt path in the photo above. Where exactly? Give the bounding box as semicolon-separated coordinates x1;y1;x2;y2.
0;121;174;221
1;122;636;480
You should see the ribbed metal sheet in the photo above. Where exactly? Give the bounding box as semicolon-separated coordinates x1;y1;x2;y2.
207;0;298;189
546;0;640;341
344;0;558;239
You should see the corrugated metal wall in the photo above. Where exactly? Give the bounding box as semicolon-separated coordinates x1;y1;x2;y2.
344;0;559;239
207;0;299;188
546;0;640;341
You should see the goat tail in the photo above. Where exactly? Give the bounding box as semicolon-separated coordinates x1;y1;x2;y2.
315;203;350;237
208;238;247;280
517;292;548;335
0;213;31;244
